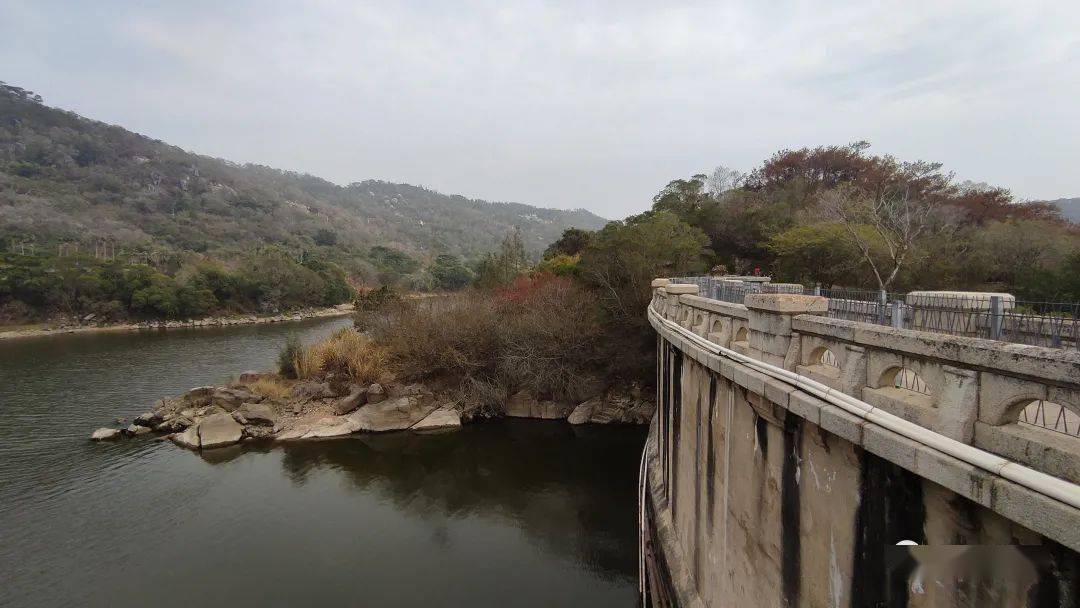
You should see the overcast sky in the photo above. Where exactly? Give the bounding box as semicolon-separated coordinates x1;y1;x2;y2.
3;1;1078;218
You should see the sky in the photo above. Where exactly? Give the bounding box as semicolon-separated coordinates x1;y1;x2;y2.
2;0;1079;218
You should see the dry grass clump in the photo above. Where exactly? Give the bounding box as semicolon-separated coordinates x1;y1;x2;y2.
293;328;393;384
246;376;293;401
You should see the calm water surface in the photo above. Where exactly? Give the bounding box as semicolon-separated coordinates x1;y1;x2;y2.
0;318;645;607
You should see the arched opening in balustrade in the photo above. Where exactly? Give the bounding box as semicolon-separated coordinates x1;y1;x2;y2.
879;367;932;397
810;347;840;370
693;313;704;329
733;327;749;345
711;319;723;334
1017;400;1080;438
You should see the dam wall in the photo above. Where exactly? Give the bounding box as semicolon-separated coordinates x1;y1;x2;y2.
642;281;1080;607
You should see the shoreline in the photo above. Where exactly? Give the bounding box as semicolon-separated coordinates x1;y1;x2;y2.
0;305;355;341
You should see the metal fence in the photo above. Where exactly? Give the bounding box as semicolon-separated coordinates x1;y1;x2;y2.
667;276;1079;351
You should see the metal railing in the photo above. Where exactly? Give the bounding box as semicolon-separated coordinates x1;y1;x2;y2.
667;276;1080;351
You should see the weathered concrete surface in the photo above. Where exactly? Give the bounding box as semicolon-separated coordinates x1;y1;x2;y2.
642;288;1080;607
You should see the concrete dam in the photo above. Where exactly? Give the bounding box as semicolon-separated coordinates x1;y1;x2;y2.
640;280;1080;608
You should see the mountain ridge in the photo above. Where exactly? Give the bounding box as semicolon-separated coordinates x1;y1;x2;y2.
0;82;606;281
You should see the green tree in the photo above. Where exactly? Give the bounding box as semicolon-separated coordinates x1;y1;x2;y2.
429;254;473;291
767;223;867;287
543;228;593;259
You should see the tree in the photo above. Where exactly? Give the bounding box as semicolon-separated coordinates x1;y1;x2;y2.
705;165;746;197
577;211;708;380
543;227;593;259
429;254;473;291
820;161;950;291
767;223;868;287
473;227;529;288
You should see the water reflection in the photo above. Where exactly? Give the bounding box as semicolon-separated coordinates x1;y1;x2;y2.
0;318;645;607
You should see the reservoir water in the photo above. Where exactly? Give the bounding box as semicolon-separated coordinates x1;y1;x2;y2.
0;317;645;606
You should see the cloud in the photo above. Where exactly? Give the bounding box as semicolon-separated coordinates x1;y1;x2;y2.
2;0;1079;216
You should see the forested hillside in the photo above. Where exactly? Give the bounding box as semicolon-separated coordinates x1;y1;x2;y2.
0;82;605;323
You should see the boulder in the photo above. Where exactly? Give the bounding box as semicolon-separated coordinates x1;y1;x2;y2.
235;402;277;426
503;391;572;419
333;386;368;415
155;415;193;433
300;416;357;439
503;391;539;417
133;411;163;428
180;386;215;408
347;396;437;432
90;428;121;441
122;424;152;437
411;407;461;433
171;425;200;449
568;396;655;425
212;388;259;411
366;383;386;404
197;413;244;449
567;401;595;425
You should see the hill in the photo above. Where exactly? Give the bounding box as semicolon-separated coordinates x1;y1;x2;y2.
0;82;606;280
1046;197;1080;223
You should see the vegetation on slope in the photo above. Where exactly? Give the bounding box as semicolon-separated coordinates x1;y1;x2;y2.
0;81;605;322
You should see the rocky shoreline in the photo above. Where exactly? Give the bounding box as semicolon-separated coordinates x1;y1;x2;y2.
0;305;354;341
90;373;654;450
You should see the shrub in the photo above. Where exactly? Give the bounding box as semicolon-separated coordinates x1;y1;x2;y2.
365;276;601;402
278;334;302;378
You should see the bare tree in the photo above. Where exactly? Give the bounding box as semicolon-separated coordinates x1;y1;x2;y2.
821;178;941;291
705;165;746;197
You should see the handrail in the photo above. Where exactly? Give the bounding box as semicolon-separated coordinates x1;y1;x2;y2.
649;303;1080;510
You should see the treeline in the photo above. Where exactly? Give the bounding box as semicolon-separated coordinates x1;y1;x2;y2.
0;248;352;323
626;142;1078;301
405;142;1080;394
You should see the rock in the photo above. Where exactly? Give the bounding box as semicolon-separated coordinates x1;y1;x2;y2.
300;416;356;439
503;391;573;419
238;370;265;383
292;381;334;400
180;386;215;408
503;391;538;417
195;405;226;418
235;402;277;426
347;396;437;432
333;386;368;415
90;428;121;441
365;383;386;404
411;407;461;433
155;415;193;433
211;388;259;411
567;401;595;425
274;425;312;441
122;424;152;436
197;413;244;449
171;425;200;449
568;396;655;425
133;411;163;427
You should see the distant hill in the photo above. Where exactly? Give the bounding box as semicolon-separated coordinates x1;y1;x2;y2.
0;82;606;280
1046;198;1080;223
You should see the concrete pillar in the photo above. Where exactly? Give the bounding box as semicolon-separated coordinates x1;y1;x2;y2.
744;294;828;369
